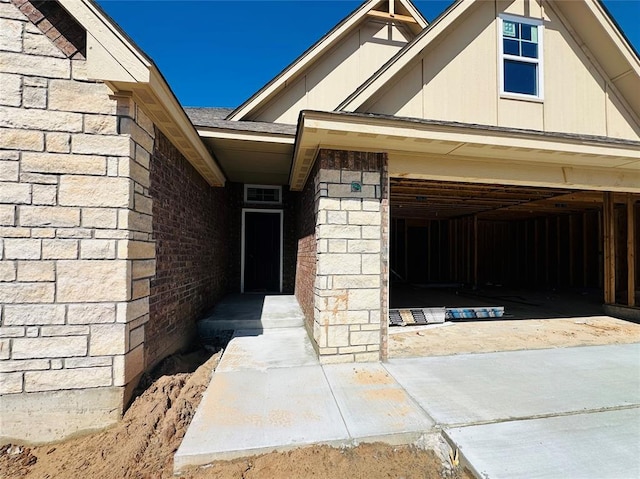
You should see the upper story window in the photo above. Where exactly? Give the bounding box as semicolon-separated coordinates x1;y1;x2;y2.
499;15;544;100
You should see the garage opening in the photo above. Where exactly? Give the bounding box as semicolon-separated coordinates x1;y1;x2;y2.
388;179;639;347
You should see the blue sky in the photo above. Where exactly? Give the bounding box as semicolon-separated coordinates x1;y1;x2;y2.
95;1;639;108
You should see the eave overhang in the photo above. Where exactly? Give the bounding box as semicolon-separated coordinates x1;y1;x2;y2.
291;110;640;192
58;0;226;187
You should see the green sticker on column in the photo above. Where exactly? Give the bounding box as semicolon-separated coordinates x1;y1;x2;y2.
351;181;362;192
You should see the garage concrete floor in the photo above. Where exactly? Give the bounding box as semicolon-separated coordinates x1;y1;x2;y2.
176;294;640;478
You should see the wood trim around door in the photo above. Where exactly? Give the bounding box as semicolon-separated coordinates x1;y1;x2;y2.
241;208;284;293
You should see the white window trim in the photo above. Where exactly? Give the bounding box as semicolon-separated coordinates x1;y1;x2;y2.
244;184;282;204
498;14;544;101
240;208;284;293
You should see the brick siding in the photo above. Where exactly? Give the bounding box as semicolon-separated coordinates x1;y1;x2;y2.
147;130;229;368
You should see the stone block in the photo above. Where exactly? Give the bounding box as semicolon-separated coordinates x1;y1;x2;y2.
348;211;381;226
362;172;381;185
0;372;23;394
354;351;380;362
22;31;65;57
81;239;116;259
57;260;130;302
0;283;55;302
361;225;381;239
128;324;145;349
350;329;380;346
89;324;126;356
17;260;55;282
332;274;380;289
19;172;57;184
0;261;16;281
112;344;144;386
4;304;65;325
64;356;112;368
0;73;21;107
49;80;116;114
0;327;24;338
134;193;152;215
362;199;381;211
319;354;354;364
0;204;14;225
0;159;19;181
46;132;71;153
327;211;347;224
327;239;347;253
117;240;155;260
116;297;148;323
326;325;350;348
120;117;154;153
132;279;149;300
328;183;375;198
134;144;150;169
341;171;362;183
0;106;82;132
118;209;152;233
0;181;31;204
0;359;49;373
318;169;341;183
0;127;44;151
0;338;9;360
317;197;341;210
4;239;41;260
84;114;118;135
20;206;80;227
59;175;132;208
347;239;380;253
22;86;46;109
0;18;22;52
42;239;78;259
67;303;116;324
40;325;89;336
341;198;362;211
22;152;106;175
132;259;155;279
71;134;131;156
0;226;29;238
317;253;361;275
348;288;380;310
81;208;118;229
12;336;87;359
317;224;361;239
31;184;57;205
25;327;38;337
338;345;367;354
361;254;381;274
24;366;111;392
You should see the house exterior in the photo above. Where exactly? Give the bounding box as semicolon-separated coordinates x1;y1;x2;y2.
1;0;638;443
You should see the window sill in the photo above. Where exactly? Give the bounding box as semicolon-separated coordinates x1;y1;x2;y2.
500;92;544;103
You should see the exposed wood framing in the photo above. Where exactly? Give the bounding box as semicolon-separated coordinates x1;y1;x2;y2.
603;192;616;304
628;194;636;307
368;10;418;24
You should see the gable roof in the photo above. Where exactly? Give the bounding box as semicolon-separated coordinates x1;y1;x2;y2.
225;0;428;122
53;0;226;186
337;0;640;117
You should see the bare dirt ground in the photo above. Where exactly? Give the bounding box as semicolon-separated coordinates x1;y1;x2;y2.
390;316;640;357
1;347;470;479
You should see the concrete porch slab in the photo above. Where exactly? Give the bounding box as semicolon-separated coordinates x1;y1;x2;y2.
198;294;304;336
174;365;349;471
217;328;318;372
323;363;434;442
384;343;640;426
445;407;640;479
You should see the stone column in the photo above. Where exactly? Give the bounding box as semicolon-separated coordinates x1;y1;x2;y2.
312;150;389;363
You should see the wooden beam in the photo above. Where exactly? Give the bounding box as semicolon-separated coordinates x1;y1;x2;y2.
603;192;616;304
368;10;418;24
628;194;636;307
473;215;478;287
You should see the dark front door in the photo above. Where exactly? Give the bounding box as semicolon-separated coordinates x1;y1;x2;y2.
244;211;281;292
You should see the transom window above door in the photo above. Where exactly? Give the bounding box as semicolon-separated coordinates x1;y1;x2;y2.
499;15;544;100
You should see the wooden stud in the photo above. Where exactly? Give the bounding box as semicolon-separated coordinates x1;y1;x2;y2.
473;215;479;287
628;194;636;307
368;10;418;24
603;192;615;304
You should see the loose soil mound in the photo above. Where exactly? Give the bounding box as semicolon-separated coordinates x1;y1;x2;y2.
1;348;469;479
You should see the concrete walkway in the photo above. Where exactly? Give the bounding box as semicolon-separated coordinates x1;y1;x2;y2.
175;296;640;478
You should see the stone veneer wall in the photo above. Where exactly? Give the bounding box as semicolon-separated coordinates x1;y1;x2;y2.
311;149;389;363
0;0;154;442
147;130;229;369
